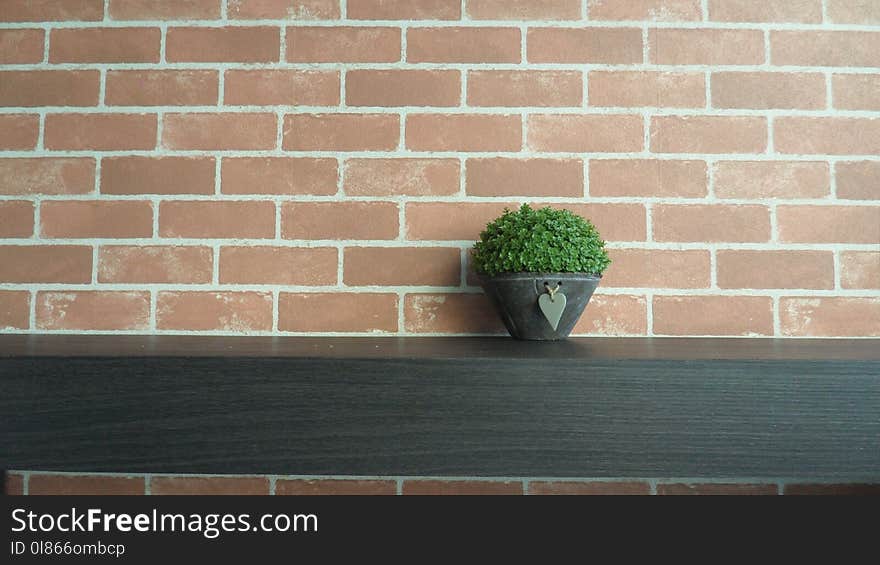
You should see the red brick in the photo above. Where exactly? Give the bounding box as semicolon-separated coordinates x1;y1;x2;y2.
469;0;580;19
708;0;821;22
347;70;460;107
528;114;643;152
654;295;774;336
106;70;218;106
109;0;221;19
840;251;880;290
102;157;215;195
163;113;277;150
827;0;880;24
4;473;24;495
0;246;92;283
287;27;400;62
777;118;880;155
151;476;269;495
45;113;157;150
658;483;778;495
0;115;39;149
0;201;33;238
224;70;339;106
157;291;273;331
589;159;707;198
717;250;834;289
546;203;647;242
712;72;825;110
771;31;880;67
283;113;399;151
781;298;880;337
406;201;511;241
651;116;767;154
343;158;459;196
0;29;45;63
41;200;153;239
279;293;398;332
166;27;280;62
784;483;880;495
650;29;764;65
0;291;30;330
349;0;460;19
590;0;702;21
653;204;771;242
529;481;650;495
220;246;337;285
282;201;398;240
160;201;275;239
468;70;582;107
466;158;583;197
403;480;522;495
50;28;160;63
0;158;94;195
99;246;213;284
833;75;880;111
344;247;460;286
589;70;704;108
714;161;829;199
37;291;150;330
407;114;521;152
276;479;397;495
837;162;880;200
602;249;710;288
405;293;505;333
571;294;648;336
29;475;144;495
229;0;340;19
1;1;103;22
222;157;338;195
408;27;521;63
777;206;880;244
528;28;642;64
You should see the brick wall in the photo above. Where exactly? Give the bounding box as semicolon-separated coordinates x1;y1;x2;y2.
0;0;878;338
7;471;880;495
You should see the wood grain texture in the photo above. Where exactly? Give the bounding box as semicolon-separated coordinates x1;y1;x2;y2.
1;337;878;479
1;335;878;360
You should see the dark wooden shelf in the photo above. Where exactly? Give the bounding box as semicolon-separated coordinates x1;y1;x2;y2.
2;335;878;479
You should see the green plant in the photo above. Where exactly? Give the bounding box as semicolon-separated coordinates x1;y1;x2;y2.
472;204;611;276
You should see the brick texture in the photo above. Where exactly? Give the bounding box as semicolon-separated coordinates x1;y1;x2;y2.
106;70;219;106
36;291;150;330
150;476;269;495
0;2;876;343
0;201;34;237
403;480;523;495
529;481;650;495
657;483;779;495
157;291;273;331
0;29;44;63
0;291;30;330
0;70;100;107
99;246;213;284
279;293;398;332
28;475;144;495
276;479;397;495
220;246;337;284
654;296;774;336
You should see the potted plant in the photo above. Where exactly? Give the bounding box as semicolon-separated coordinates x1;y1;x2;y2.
472;204;611;340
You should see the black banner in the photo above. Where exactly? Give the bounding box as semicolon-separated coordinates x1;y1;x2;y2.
1;495;872;561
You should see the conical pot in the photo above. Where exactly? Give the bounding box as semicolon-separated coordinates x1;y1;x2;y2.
479;272;600;340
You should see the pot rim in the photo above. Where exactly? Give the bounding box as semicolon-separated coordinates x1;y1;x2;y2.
477;271;602;281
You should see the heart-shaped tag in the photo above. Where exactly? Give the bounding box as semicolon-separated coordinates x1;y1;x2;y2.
538;292;567;331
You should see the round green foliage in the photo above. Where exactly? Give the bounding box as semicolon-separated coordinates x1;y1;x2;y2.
472;204;611;276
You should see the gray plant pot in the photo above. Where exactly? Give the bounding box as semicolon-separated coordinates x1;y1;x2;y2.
479;272;601;341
